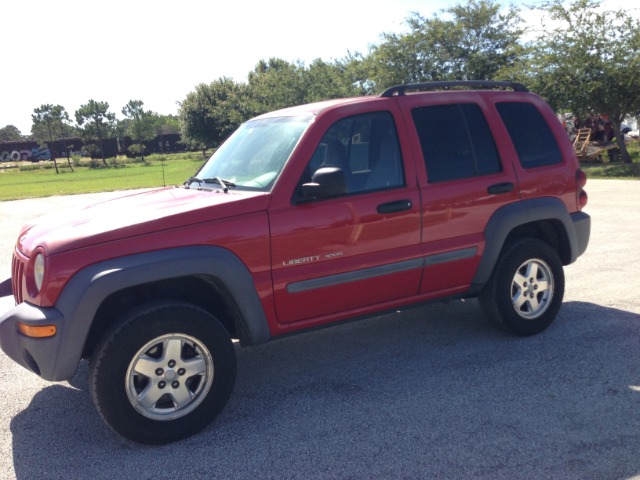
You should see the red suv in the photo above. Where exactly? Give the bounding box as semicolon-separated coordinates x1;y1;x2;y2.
0;81;590;443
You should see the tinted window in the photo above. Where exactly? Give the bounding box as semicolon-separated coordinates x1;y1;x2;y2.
298;111;404;198
412;104;501;183
496;102;562;168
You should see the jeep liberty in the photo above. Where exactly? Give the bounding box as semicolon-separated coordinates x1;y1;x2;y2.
0;81;590;443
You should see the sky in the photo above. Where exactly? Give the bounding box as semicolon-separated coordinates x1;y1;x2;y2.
2;0;637;134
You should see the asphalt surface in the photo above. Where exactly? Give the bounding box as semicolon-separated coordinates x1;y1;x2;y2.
0;180;639;479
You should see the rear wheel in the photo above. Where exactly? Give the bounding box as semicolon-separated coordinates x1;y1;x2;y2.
479;238;564;336
89;301;236;444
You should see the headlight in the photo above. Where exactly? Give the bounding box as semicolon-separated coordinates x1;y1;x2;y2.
33;252;45;294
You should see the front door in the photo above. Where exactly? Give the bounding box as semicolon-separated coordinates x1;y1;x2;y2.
270;111;422;325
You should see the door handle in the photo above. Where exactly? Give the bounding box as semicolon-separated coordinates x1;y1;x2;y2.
377;200;412;214
487;182;514;195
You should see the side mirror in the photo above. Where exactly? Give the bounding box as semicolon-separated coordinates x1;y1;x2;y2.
301;167;347;200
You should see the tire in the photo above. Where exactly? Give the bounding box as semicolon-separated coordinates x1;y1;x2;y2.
478;238;564;336
89;301;236;444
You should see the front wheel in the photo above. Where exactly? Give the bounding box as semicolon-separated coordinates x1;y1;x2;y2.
479;238;565;336
89;301;236;444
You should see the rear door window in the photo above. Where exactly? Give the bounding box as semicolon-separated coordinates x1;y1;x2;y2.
412;104;502;183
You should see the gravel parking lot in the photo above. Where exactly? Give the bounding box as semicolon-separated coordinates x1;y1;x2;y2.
0;180;639;479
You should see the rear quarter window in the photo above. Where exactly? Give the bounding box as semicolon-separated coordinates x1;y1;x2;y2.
496;102;563;168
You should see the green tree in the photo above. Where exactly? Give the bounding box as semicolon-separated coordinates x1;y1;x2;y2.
31;104;74;172
247;57;364;113
153;114;180;136
364;0;524;90
32;104;71;143
122;100;156;163
339;51;377;95
247;58;307;113
178;78;250;155
521;0;640;162
75;100;116;166
0;125;23;142
302;58;366;101
179;59;365;158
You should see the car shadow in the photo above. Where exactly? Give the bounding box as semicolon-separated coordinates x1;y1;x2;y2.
9;300;640;479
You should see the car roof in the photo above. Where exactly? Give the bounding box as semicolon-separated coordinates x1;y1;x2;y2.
254;96;380;119
252;81;532;120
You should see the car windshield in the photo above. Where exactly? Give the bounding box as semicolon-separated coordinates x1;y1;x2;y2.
193;114;313;191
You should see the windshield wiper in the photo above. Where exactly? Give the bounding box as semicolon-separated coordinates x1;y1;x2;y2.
184;176;236;193
213;177;234;193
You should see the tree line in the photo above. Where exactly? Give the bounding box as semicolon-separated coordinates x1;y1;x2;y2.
2;0;639;162
0;100;180;166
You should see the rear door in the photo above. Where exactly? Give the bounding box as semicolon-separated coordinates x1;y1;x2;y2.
400;93;521;295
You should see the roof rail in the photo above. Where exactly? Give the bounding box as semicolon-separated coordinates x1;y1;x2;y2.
380;80;529;97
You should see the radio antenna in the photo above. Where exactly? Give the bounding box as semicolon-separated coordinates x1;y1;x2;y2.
161;155;166;187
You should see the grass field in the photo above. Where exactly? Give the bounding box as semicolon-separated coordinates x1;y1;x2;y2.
0;144;638;202
578;138;640;178
0;153;207;201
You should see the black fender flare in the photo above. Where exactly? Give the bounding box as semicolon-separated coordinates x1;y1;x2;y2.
471;197;590;290
52;246;270;379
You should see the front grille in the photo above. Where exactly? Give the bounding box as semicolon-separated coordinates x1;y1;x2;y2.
11;252;26;304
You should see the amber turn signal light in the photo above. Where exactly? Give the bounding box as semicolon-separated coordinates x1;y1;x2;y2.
17;323;57;338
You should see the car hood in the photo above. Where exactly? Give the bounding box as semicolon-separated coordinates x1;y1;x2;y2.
17;187;271;256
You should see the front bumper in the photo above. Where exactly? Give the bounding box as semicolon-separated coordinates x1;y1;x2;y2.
0;301;67;380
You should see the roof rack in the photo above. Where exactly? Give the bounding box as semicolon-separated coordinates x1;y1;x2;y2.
380;80;529;97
